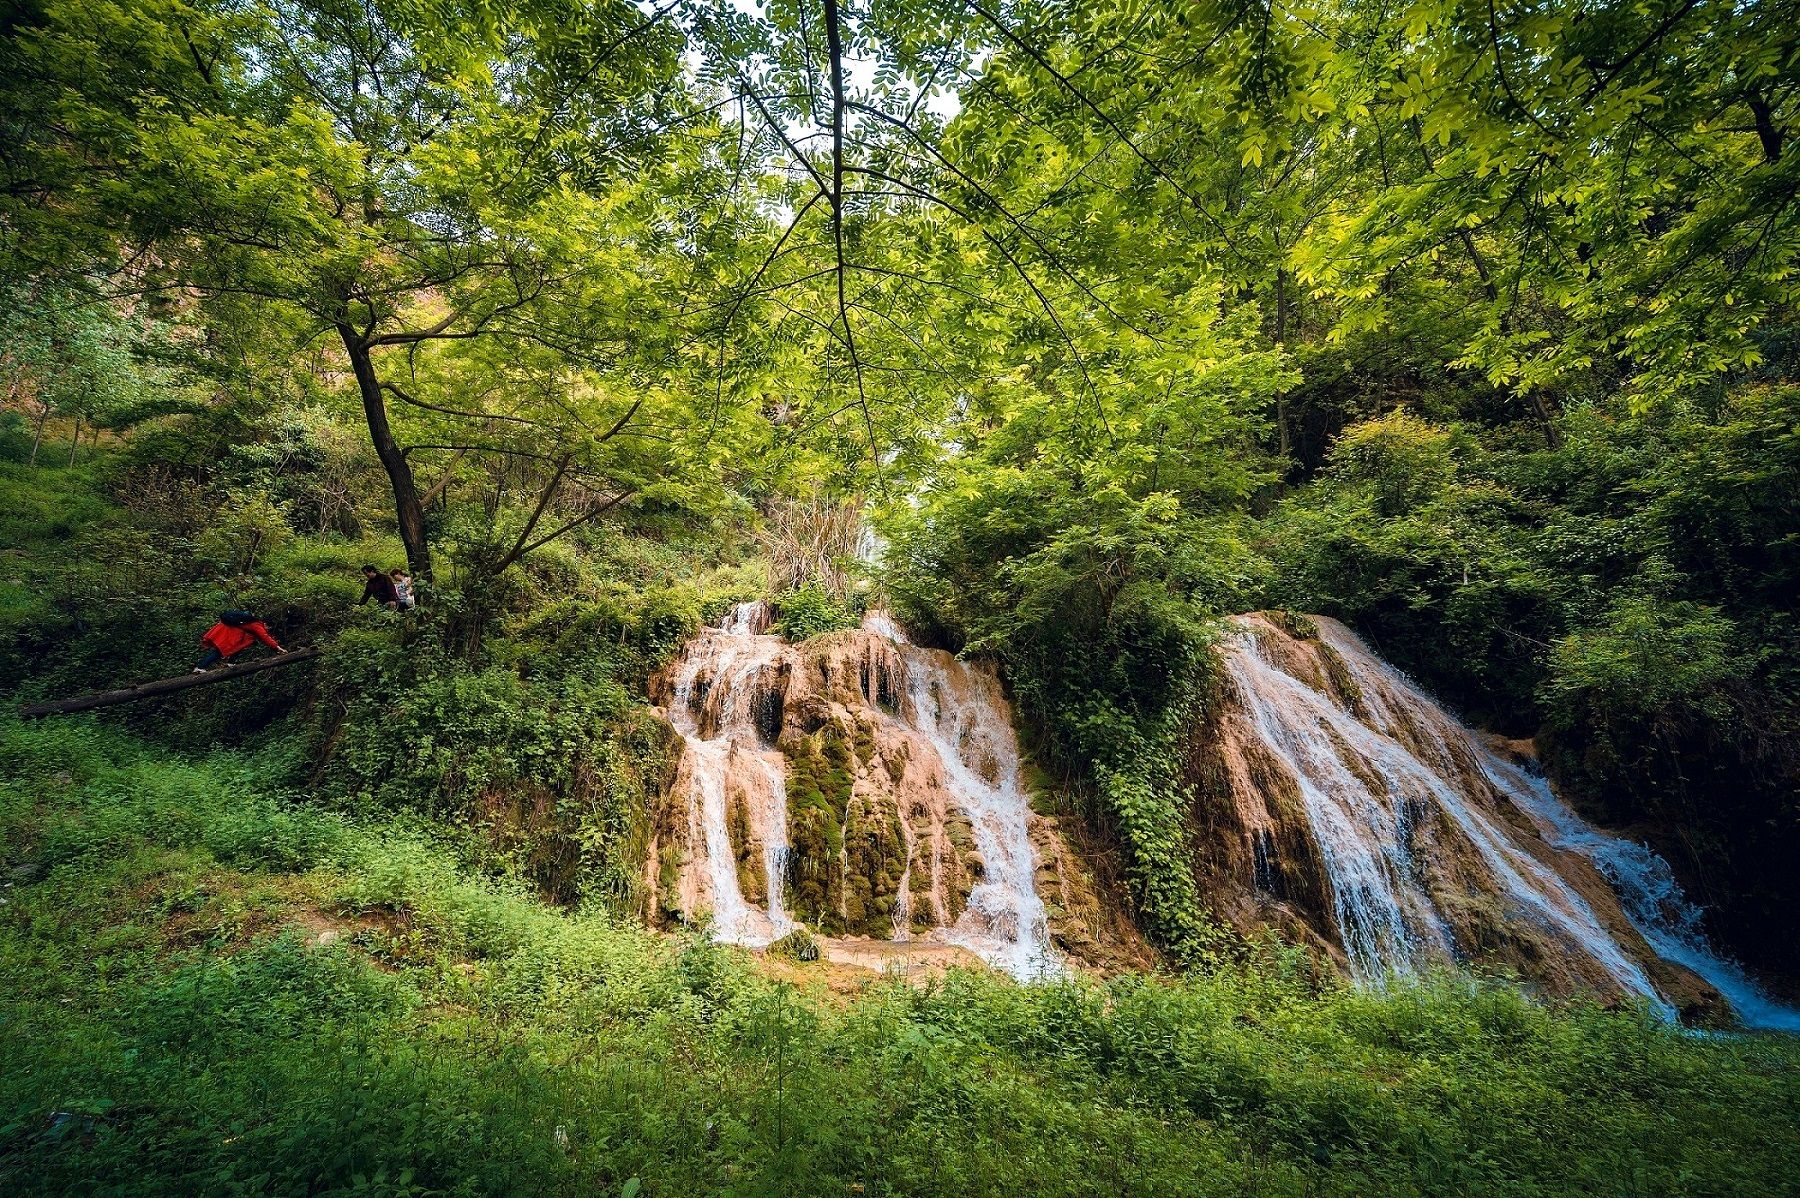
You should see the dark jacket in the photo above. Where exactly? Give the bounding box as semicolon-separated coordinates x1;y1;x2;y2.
360;573;399;605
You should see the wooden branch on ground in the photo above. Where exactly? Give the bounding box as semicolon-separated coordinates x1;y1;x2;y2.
19;648;323;718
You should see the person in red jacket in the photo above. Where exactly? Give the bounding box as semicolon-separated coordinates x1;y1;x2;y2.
193;611;286;672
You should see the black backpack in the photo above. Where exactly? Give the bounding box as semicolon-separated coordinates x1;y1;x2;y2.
219;610;255;627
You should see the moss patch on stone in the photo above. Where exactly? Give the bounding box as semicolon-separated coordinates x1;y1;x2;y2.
783;725;857;933
1270;610;1320;640
841;790;906;937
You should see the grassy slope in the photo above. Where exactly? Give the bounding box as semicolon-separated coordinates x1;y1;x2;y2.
2;720;1797;1197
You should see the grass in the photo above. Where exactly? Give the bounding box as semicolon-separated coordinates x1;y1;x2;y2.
0;460;116;638
2;718;1798;1196
0;459;115;548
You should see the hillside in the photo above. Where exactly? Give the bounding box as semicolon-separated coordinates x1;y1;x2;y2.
5;0;1800;1190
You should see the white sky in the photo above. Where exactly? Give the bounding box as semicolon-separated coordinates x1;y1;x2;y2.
674;0;968;134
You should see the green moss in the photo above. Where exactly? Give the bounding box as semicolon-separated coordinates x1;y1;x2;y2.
1319;643;1367;714
781;726;858;932
840;791;906;937
1270;609;1320;641
852;717;877;766
884;742;908;784
730;790;766;906
657;843;684;923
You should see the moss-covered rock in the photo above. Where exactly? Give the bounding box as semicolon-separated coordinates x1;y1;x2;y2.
770;926;820;962
728;787;766;906
841;790;906;937
782;725;856;933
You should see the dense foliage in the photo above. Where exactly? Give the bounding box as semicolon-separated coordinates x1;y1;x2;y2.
3;0;1799;1187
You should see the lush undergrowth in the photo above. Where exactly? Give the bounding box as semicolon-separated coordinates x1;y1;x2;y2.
3;718;1797;1197
0;449;763;911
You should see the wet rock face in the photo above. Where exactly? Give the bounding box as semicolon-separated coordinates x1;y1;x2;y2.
1190;612;1727;1011
648;606;1792;1021
645;610;1151;976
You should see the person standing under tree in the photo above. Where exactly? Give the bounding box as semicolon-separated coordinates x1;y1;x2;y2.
389;567;415;610
193;611;286;672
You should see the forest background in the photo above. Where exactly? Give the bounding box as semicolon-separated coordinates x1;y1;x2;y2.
3;0;1799;1192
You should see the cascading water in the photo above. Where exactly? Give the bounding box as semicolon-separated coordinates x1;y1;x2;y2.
1224;633;1451;978
1216;613;1800;1027
663;602;796;947
654;604;1063;980
889;631;1063;979
859;609;908;646
657;601;1795;1015
1219;616;1672;1003
1485;753;1800;1031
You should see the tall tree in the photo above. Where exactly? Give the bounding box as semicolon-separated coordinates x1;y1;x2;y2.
3;0;696;581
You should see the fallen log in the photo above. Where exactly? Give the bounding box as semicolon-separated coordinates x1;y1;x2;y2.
18;648;323;717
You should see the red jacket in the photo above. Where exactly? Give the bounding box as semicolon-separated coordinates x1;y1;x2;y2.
201;620;283;658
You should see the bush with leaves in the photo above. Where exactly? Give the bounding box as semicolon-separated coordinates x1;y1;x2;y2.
313;620;672;910
774;582;858;641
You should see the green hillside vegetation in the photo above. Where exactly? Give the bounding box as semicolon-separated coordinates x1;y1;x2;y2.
5;0;1800;1189
5;717;1799;1197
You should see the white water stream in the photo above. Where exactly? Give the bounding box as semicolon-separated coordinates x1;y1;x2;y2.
665;602;796;947
890;633;1063;980
664;603;1795;1021
1226;623;1663;1002
1484;753;1800;1031
661;604;1061;979
1222;615;1800;1028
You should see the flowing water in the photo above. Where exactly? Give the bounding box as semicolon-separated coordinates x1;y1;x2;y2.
1485;753;1800;1031
1221;614;1800;1027
889;632;1063;980
659;604;1060;979
1224;620;1661;1003
1224;632;1448;976
664;602;796;947
661;604;1791;1019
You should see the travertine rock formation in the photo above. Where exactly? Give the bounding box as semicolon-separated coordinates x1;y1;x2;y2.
1190;613;1723;1015
647;605;1150;977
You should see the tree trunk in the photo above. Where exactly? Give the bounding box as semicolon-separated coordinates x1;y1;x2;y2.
1274;268;1292;459
1528;391;1563;449
20;648;322;717
29;399;48;466
67;410;80;466
1749;91;1784;164
337;324;432;582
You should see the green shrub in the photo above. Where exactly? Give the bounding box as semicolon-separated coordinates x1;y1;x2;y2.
885;478;1232;962
774;582;857;641
311;625;668;909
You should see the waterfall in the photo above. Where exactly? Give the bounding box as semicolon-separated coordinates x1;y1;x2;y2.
885;627;1063;979
1222;616;1666;1005
859;609;909;645
656;604;1062;979
1225;631;1453;979
1219;613;1800;1027
1485;753;1800;1032
657;602;1797;1014
663;603;796;947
